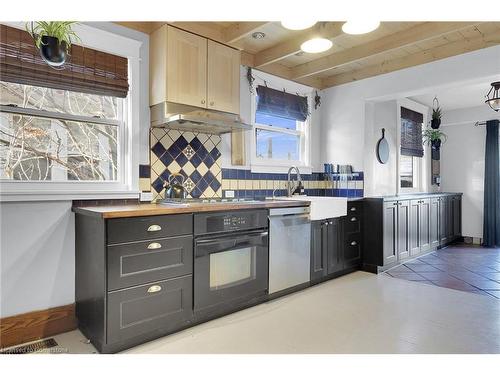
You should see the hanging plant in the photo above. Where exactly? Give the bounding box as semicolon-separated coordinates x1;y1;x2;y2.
431;97;442;129
423;128;447;161
27;21;80;68
246;66;256;94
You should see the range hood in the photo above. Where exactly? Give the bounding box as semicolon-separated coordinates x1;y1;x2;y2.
150;102;252;135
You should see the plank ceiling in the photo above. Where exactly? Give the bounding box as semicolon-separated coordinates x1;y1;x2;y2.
115;21;500;89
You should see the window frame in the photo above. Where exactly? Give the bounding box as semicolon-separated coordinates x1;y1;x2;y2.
397;99;429;194
249;75;312;172
0;22;142;201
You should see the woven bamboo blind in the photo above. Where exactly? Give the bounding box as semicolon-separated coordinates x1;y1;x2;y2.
400;106;424;158
0;24;129;98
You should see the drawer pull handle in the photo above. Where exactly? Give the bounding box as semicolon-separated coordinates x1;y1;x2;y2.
147;242;162;250
147;224;162;232
350;207;356;211
350;217;357;222
147;285;162;293
351;241;358;246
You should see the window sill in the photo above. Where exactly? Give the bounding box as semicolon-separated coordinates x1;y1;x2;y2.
0;190;140;203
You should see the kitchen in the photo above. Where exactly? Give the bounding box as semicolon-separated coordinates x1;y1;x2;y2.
1;1;500;372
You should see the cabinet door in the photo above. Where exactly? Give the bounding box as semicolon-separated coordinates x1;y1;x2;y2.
446;196;454;241
383;202;398;265
397;200;410;260
326;218;343;274
419;198;431;253
207;40;240;114
452;195;462;238
310;220;327;281
439;197;448;246
430;197;440;249
167;26;207;108
409;200;420;257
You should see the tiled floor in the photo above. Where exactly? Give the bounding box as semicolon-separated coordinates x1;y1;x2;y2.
384;244;500;298
21;271;500;354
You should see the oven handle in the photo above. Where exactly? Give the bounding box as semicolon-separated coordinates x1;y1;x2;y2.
195;231;268;257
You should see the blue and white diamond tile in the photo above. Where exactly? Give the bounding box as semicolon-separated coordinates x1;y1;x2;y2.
150;129;222;201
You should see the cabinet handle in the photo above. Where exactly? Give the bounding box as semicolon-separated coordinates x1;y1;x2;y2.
210;101;214;106
325;222;329;226
147;224;162;232
147;285;162;293
393;202;398;206
350;241;357;246
350;217;357;222
350;207;356;212
201;99;206;105
147;242;162;250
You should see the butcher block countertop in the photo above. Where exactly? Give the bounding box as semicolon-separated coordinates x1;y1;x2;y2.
73;199;310;219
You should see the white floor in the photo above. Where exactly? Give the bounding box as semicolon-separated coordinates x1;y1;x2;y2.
51;271;500;354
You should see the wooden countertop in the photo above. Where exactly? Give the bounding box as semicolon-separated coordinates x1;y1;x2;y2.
73;200;310;219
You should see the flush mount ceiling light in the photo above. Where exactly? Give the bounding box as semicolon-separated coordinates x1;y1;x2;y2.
300;38;333;53
485;81;500;112
342;20;380;35
281;20;317;30
252;31;266;39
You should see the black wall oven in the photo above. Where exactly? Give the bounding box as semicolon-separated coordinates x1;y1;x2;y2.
193;209;269;318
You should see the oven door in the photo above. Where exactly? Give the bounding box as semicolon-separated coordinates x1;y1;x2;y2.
194;230;269;314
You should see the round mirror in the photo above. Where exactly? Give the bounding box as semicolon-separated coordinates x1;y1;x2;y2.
376;128;389;164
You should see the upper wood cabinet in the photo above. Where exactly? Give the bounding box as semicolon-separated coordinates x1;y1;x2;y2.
150;25;240;115
207;40;240;114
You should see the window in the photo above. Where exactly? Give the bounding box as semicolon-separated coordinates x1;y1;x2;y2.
0;81;123;181
399;104;425;192
252;88;309;167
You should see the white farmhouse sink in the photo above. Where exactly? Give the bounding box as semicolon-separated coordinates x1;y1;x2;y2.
277;196;347;220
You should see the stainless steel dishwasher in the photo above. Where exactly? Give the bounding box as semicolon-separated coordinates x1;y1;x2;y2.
268;206;311;294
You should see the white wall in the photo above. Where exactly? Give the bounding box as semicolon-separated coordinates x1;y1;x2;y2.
320;45;500;196
0;202;74;317
440;105;500;238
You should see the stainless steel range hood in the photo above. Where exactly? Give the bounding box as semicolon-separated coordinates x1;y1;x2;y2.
150;102;251;135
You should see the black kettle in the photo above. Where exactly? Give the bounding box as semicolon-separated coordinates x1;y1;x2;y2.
163;173;187;200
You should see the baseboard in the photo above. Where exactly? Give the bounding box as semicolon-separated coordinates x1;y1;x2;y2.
0;304;77;349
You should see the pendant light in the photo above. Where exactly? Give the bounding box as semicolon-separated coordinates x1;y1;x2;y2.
485;81;500;112
281;20;317;31
342;20;380;35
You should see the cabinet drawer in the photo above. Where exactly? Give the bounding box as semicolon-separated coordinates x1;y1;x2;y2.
107;275;193;344
345;214;362;233
344;233;362;266
107;235;193;291
107;214;192;244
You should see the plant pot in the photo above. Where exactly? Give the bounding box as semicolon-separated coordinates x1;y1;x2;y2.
39;35;68;67
431;139;441;160
431;118;441;129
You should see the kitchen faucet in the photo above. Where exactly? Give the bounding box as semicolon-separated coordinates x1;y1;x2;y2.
287;166;304;197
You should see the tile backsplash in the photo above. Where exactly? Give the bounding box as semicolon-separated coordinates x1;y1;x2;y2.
149;128;222;200
144;128;364;200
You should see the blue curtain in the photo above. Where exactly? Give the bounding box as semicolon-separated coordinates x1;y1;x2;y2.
483;119;500;247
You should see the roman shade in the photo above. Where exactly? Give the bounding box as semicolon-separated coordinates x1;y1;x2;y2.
0;24;129;98
256;85;308;122
400;106;424;157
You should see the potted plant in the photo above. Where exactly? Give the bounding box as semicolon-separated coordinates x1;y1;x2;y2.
423;128;447;160
431;106;442;128
27;22;80;68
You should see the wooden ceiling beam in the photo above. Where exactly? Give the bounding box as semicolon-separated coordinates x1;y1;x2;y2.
320;24;500;89
222;22;270;44
291;22;477;80
254;22;343;68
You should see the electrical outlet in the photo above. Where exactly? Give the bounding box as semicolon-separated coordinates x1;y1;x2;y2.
225;190;235;198
140;191;153;202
